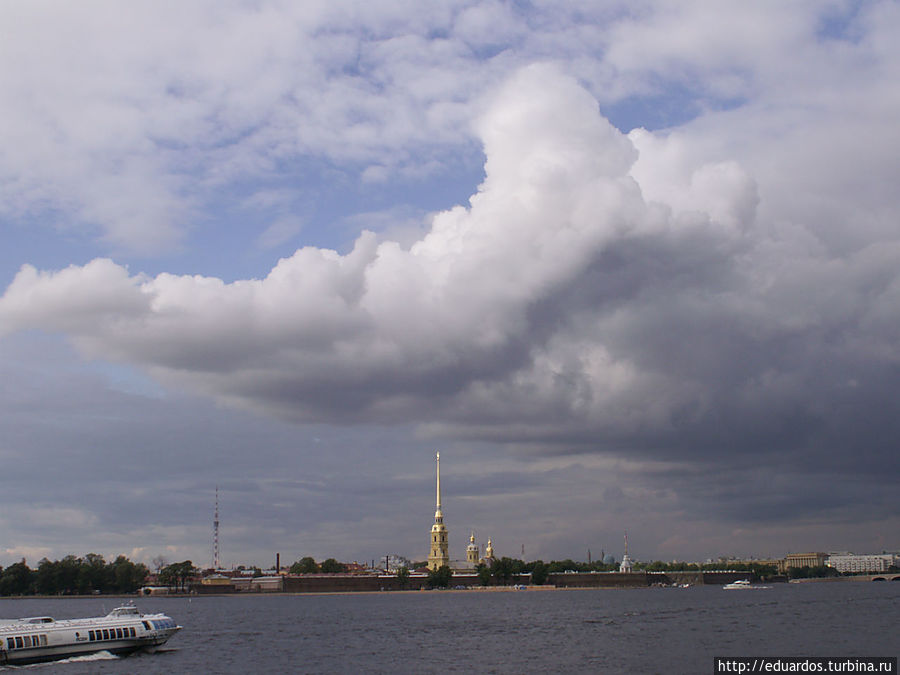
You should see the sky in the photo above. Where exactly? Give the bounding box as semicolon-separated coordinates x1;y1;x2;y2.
1;0;899;570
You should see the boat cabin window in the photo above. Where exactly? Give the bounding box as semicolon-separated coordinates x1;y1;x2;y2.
6;634;47;650
142;620;150;630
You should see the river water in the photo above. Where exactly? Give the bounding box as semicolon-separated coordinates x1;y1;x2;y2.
0;582;897;673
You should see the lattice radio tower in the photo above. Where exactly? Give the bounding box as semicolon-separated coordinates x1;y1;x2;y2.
213;485;220;570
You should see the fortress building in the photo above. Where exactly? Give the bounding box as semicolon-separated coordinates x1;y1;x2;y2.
427;452;450;570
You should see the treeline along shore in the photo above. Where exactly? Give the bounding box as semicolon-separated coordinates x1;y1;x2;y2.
0;555;189;596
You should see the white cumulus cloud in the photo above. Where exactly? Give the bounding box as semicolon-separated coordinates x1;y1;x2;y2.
4;63;866;457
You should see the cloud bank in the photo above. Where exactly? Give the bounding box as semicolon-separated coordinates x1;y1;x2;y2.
3;64;898;493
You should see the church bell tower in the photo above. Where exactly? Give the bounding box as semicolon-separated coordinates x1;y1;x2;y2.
466;532;479;564
427;452;450;570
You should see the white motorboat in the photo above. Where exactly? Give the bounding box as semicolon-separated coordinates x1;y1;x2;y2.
723;579;771;589
0;604;180;666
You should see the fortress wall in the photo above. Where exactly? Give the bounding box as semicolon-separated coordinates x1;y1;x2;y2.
282;575;431;593
548;572;650;588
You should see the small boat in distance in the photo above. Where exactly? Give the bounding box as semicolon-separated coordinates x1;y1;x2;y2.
723;579;771;590
0;604;180;666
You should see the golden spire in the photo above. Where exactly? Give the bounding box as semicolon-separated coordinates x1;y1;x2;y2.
435;451;442;517
427;451;449;570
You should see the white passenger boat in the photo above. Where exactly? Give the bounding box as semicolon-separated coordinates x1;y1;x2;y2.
0;604;180;666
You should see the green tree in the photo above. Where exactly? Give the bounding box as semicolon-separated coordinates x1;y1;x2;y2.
476;563;491;586
290;557;320;574
79;553;112;593
158;564;177;588
111;555;148;593
491;557;518;585
35;558;59;595
159;560;196;592
178;561;197;590
320;558;347;573
748;563;778;579
57;555;83;594
530;560;548;585
0;560;34;596
396;566;410;587
427;565;452;588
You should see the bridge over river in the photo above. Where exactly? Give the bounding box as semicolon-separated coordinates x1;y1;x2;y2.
788;574;900;583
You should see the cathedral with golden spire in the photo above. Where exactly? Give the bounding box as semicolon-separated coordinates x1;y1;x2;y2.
426;453;497;572
427;452;450;570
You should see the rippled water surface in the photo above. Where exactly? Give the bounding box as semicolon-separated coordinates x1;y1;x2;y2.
1;582;897;673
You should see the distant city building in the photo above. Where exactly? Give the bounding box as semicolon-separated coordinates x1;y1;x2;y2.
754;558;788;574
785;552;827;569
200;574;233;586
427;452;450;571
826;553;896;573
721;558;788;574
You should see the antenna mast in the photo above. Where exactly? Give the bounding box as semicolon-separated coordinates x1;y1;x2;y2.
213;485;220;570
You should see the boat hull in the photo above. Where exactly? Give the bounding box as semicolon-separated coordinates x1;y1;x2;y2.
0;634;177;666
